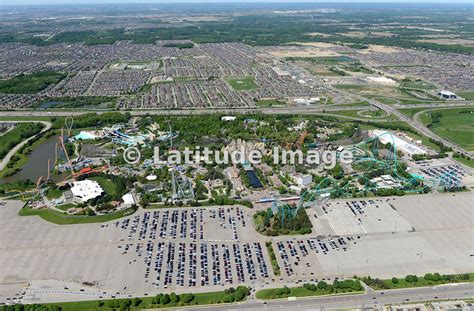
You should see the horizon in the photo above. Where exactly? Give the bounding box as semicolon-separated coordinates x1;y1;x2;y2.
2;0;474;6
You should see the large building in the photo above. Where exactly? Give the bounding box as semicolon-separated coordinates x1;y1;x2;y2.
371;130;426;156
70;180;104;202
437;90;457;100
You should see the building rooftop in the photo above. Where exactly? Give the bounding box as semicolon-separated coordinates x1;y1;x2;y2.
70;180;103;202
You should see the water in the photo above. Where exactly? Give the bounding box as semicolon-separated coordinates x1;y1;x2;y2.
0;135;67;184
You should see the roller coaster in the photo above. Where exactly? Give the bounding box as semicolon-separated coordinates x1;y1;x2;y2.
266;131;463;225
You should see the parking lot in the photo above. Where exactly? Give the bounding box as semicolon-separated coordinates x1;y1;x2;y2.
0;192;472;304
109;207;270;290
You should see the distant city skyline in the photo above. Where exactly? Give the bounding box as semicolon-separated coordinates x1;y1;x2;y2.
2;0;473;6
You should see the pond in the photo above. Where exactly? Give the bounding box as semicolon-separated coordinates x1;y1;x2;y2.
0;135;67;184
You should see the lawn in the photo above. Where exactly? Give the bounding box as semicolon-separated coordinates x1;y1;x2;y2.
453;154;474;169
55;203;78;211
401;80;435;90
256;99;286;107
420;108;474;151
45;187;63;200
0;122;44;160
457;91;474;100
0;71;66;94
225;76;258;90
18;206;136;225
364;273;474;290
256;280;363;300
265;241;281;276
328;109;391;120
44;288;249;310
89;176;119;195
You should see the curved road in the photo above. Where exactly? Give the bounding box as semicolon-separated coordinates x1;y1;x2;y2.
0;120;52;171
0;99;472;159
369;99;474;159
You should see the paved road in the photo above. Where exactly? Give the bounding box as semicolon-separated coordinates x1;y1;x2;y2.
369;99;474;159
195;283;474;310
1;100;472;159
0;120;52;171
0;101;472;118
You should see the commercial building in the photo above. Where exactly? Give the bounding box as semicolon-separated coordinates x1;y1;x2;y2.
371;130;426;156
437;90;457;99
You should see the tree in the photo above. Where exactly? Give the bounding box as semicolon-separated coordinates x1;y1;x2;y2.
169;292;179;303
317;281;328;290
120;299;132;309
160;294;170;305
405;275;418;283
391;277;399;284
132;297;142;306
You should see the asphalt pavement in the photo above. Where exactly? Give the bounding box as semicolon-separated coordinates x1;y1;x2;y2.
194;283;474;310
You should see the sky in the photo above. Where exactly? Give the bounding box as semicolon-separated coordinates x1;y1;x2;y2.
2;0;474;5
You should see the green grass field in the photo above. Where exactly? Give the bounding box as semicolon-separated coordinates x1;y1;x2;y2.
0;71;65;94
89;176;119;195
0;122;44;160
256;280;363;300
401;80;435;90
265;241;281;276
457;91;474;100
420;108;474;151
225;76;258;90
43;288;248;310
256;99;286;107
18;206;136;225
55;203;78;211
365;273;474;290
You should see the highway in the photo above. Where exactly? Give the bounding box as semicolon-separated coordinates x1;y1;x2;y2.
196;283;474;310
368;99;474;159
1;99;473;159
0;101;472;117
329;84;474;159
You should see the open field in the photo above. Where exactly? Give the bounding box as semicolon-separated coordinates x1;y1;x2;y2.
44;288;248;311
89;176;120;195
457;91;474;100
365;273;474;290
18;205;136;225
225;76;258;91
0;71;65;94
419;108;474;152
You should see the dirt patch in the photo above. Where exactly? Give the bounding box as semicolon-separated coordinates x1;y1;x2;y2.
416;39;474;46
266;43;342;58
305;32;332;38
358;44;400;54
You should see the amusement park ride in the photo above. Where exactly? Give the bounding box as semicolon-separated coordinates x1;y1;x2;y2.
265;131;463;226
167;122;195;203
11;117;108;200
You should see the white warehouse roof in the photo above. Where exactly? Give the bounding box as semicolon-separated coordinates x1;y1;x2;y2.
70;180;104;202
371;130;426;156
